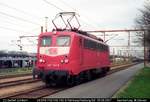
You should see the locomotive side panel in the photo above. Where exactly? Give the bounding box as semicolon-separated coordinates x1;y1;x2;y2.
68;35;83;75
81;37;110;70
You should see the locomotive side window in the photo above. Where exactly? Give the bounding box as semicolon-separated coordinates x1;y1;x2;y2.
84;39;97;50
57;36;70;46
84;39;89;49
84;38;108;51
41;36;52;46
98;44;108;51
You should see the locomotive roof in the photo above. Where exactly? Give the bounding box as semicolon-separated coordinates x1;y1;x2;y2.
39;29;108;46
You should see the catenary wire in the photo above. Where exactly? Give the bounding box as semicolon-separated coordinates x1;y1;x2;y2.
0;11;41;25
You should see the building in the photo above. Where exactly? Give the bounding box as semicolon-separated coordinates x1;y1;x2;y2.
0;51;36;68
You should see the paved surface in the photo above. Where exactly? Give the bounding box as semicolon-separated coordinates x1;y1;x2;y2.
45;63;143;98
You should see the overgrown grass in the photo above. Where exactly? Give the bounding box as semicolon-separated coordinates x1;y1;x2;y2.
0;67;32;77
115;67;150;98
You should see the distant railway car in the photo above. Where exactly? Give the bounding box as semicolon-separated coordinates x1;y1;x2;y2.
33;12;110;86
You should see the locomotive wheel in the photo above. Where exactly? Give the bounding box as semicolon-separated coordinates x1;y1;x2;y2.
50;82;57;86
107;67;110;72
45;81;56;87
86;70;92;81
90;70;98;79
101;68;107;77
66;76;75;86
74;75;82;85
45;83;50;87
44;75;57;86
32;69;36;79
37;75;41;79
83;70;92;82
32;74;36;79
49;77;57;86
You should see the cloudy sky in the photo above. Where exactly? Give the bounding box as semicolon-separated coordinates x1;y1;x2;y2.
0;0;147;54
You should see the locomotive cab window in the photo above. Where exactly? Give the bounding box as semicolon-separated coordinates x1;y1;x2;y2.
57;36;70;46
40;36;52;46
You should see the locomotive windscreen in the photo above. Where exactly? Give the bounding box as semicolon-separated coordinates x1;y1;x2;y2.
39;35;70;56
56;36;70;46
41;36;51;46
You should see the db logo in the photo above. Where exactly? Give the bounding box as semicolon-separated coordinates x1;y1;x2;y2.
49;48;57;54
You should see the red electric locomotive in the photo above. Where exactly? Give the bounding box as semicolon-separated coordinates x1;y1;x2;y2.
33;12;110;86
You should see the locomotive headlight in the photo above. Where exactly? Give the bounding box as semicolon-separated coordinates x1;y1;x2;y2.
39;59;45;63
60;59;69;64
39;59;43;62
61;59;64;63
64;59;69;63
42;59;46;63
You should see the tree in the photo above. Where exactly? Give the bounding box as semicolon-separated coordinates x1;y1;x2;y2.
135;2;150;46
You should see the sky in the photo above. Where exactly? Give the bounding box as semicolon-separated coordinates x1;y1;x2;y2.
0;0;147;56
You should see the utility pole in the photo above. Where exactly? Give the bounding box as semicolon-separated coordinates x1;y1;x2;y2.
41;26;43;33
144;30;146;67
113;48;115;63
103;32;106;41
128;31;131;62
128;31;130;47
45;17;48;32
17;38;22;51
123;51;126;61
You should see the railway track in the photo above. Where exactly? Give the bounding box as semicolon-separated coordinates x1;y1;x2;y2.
0;78;40;88
108;63;139;74
0;63;133;87
0;62;130;81
0;73;32;79
0;62;128;79
0;62;129;81
9;87;65;98
0;62;139;98
0;81;45;98
0;74;38;88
